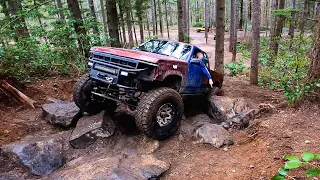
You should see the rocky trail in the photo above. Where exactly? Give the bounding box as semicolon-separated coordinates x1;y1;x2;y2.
1;30;320;180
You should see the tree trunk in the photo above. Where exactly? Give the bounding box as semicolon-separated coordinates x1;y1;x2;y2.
119;27;123;45
239;0;244;29
185;0;190;42
265;0;269;36
307;12;320;82
248;0;252;21
299;0;309;35
250;0;261;85
118;1;127;47
270;0;285;57
212;0;216;27
158;0;163;37
269;0;278;38
164;0;170;39
195;0;198;23
125;1;134;48
205;0;209;44
33;0;47;43
67;0;89;54
289;0;297;49
56;0;65;21
177;0;185;42
106;0;121;47
0;80;36;109
88;0;99;35
8;0;29;39
225;0;230;30
314;1;320;19
135;0;145;43
169;5;173;26
151;0;156;36
232;0;238;62
131;10;138;45
99;0;108;34
244;0;248;38
229;0;235;52
146;12;151;37
215;0;225;75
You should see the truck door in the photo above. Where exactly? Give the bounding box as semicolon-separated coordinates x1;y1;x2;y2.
181;48;206;94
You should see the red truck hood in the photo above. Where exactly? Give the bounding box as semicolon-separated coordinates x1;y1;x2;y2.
91;47;186;64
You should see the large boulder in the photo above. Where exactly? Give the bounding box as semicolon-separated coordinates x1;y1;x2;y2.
1;133;69;176
193;123;234;148
53;155;170;180
42;101;82;127
208;95;249;123
69;111;115;149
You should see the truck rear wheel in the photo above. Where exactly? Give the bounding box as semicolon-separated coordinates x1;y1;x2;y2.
73;74;117;115
135;87;184;140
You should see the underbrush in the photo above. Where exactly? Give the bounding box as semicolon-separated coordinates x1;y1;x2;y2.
225;59;247;77
0;4;111;82
234;35;316;104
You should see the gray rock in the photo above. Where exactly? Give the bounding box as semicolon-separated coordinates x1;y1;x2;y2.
54;155;170;180
208;95;249;123
193;123;234;148
0;175;23;180
180;114;212;139
69;111;115;149
221;109;256;130
2;134;68;176
42;102;82;127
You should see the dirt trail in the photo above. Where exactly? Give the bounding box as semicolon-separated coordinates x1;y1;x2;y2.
1;30;320;180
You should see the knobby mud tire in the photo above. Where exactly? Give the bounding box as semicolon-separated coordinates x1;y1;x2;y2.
73;74;103;115
135;87;184;140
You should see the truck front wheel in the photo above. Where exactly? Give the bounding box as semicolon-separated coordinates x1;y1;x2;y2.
73;74;103;115
135;87;184;140
73;74;117;115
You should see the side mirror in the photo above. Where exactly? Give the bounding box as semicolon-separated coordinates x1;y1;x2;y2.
190;58;201;65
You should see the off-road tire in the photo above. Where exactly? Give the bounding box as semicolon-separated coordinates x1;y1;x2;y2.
73;74;118;115
135;87;184;140
73;74;102;114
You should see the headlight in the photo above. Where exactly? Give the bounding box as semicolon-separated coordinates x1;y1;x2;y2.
88;61;93;67
120;71;128;76
89;52;93;58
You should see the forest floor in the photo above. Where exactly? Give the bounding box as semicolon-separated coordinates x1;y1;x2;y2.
1;29;319;180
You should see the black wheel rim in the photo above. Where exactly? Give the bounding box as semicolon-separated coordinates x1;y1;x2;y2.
156;103;176;127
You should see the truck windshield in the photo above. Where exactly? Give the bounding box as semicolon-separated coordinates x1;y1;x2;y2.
154;42;192;61
133;40;168;53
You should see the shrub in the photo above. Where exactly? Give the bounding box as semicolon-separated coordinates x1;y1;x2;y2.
272;152;320;180
225;59;247;77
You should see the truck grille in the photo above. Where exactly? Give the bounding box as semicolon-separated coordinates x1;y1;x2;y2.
93;54;137;69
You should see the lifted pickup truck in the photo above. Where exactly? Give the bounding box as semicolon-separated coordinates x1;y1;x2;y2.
73;39;223;140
